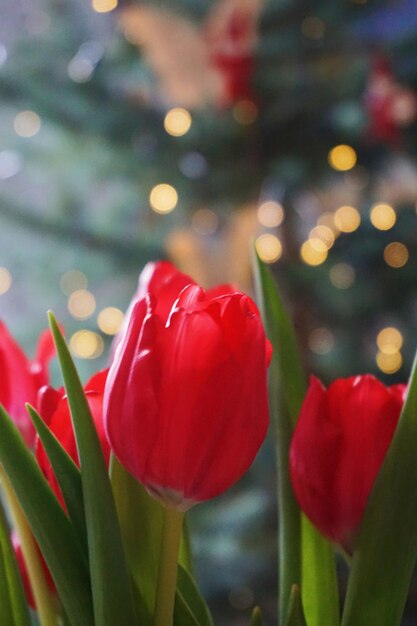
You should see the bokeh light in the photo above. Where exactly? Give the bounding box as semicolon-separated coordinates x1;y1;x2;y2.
13;111;41;138
149;184;178;214
300;240;328;265
97;307;124;335
333;205;361;233
255;234;282;263
191;208;219;235
68;289;96;320
232;100;258;125
308;327;334;354
370;203;396;230
92;0;117;12
164;108;192;137
70;330;104;359
257;201;284;228
377;327;403;355
60;270;88;295
329;263;355;289
383;242;409;268
317;211;339;234
328;144;357;171
376;350;403;374
301;16;325;39
309;225;335;250
0;267;12;295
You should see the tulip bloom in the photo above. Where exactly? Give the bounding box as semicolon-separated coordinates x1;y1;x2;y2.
37;369;111;506
0;323;55;446
289;375;406;550
104;261;270;510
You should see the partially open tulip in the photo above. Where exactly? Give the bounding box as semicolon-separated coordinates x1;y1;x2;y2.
104;261;270;510
0;323;56;446
36;369;111;506
289;375;406;551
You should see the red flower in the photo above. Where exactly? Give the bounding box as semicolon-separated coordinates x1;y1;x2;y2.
36;369;111;506
104;261;270;510
0;323;55;446
289;375;406;550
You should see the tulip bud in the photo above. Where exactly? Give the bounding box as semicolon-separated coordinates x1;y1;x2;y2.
104;261;270;510
289;375;406;551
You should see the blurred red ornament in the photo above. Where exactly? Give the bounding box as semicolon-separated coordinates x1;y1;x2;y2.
0;323;56;446
364;55;417;147
290;375;405;551
36;369;110;506
104;261;270;510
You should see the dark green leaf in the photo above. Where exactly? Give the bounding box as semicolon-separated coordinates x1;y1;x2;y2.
0;405;93;626
342;349;417;626
250;606;263;626
48;312;137;626
284;585;307;626
253;254;339;626
27;404;87;552
174;564;213;626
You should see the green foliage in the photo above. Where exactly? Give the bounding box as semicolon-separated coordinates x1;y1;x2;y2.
174;565;214;626
284;586;307;626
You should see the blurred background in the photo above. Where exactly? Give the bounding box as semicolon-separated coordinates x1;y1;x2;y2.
1;0;417;623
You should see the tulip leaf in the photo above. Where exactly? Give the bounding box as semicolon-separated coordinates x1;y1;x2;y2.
174;564;213;626
0;405;94;626
284;585;307;626
250;607;263;626
341;349;417;626
27;404;87;552
48;312;137;626
0;499;31;626
253;255;339;626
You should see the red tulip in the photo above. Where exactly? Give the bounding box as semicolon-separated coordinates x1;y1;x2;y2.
36;369;111;506
104;261;270;510
0;323;55;446
289;375;406;550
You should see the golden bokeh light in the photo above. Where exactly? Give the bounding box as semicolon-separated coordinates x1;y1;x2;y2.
150;184;178;214
370;203;396;230
60;269;88;295
383;242;409;268
317;211;339;234
164;108;192;137
70;330;104;359
328;144;357;171
232;100;258;125
191;208;219;235
257;201;284;228
97;307;124;335
300;240;328;266
13;111;41;138
255;234;282;263
329;263;355;289
377;327;403;355
309;225;335;250
0;267;12;295
308;327;334;355
68;289;96;320
92;0;117;12
376;350;403;374
333;205;361;233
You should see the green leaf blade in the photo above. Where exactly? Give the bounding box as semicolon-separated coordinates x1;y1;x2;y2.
48;312;137;626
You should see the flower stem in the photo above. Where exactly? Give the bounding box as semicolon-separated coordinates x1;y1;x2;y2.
0;466;57;626
153;507;184;626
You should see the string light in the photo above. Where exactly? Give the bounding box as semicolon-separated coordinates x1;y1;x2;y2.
68;289;96;320
92;0;117;12
97;307;124;335
257;201;284;228
308;328;334;355
300;240;328;265
333;205;361;233
0;267;12;295
255;234;282;263
376;351;402;374
377;327;403;355
13;111;41;138
149;184;178;214
383;242;409;268
329;263;355;289
70;330;104;359
370;203;396;230
309;225;335;250
328;144;357;171
317;211;339;234
60;270;88;295
164;108;192;137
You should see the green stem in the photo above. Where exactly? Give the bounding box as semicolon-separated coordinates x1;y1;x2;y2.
153;507;184;626
0;466;57;626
